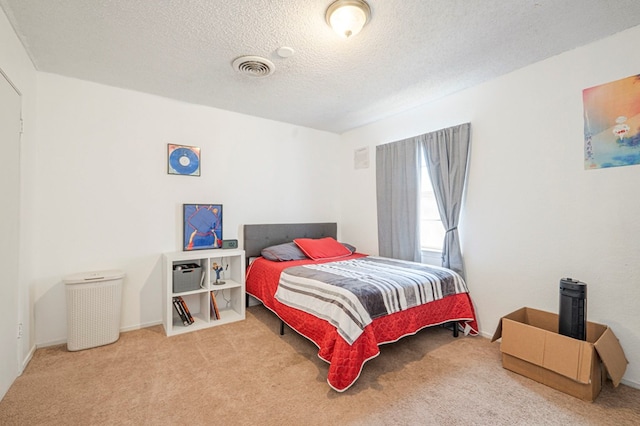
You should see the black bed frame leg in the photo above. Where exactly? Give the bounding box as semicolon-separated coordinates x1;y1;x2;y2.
452;321;459;338
279;320;285;335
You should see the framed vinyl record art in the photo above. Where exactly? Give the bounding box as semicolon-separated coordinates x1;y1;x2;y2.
183;204;223;251
168;144;201;176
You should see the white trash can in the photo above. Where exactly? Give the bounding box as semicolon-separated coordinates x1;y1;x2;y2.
64;269;125;351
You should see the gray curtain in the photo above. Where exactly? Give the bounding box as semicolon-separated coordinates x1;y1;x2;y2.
420;123;471;276
376;138;421;261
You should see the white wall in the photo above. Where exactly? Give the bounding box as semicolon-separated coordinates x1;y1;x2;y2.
33;73;340;345
339;25;640;388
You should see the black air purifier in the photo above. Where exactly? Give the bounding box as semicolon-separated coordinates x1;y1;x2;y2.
558;278;587;341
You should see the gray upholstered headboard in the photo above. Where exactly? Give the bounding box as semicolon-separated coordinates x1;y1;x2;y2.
243;223;337;261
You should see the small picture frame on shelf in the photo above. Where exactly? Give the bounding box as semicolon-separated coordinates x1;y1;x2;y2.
183;204;223;251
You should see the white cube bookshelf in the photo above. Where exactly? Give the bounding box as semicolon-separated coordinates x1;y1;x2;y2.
162;248;245;336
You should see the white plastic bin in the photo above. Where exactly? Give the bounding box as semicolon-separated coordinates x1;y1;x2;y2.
64;269;125;351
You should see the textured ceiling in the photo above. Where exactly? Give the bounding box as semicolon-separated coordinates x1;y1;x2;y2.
3;0;640;134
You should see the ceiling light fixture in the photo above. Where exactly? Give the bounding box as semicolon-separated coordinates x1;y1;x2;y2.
325;0;371;39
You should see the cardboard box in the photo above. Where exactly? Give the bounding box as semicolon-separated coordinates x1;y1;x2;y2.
491;307;627;401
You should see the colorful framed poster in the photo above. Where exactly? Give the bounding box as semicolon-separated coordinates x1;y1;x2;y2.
168;144;201;176
183;204;223;251
583;74;640;169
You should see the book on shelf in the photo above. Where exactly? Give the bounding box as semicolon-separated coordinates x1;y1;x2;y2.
172;297;190;325
172;296;193;326
210;291;220;320
178;296;194;324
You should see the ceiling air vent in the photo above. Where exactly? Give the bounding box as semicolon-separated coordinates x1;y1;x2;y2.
232;56;275;77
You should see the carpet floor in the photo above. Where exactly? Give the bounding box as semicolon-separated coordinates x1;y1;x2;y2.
1;305;639;425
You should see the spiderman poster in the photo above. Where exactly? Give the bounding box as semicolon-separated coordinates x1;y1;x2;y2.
183;204;223;251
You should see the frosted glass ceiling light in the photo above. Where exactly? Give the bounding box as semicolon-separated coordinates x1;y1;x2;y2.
326;0;371;38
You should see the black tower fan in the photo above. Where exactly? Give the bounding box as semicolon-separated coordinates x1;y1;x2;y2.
558;278;587;341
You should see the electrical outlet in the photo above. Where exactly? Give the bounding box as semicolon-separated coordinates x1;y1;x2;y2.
17;323;23;339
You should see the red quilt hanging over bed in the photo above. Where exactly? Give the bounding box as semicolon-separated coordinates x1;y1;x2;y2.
246;254;479;391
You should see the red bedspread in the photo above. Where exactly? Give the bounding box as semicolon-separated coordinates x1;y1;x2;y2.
246;254;479;391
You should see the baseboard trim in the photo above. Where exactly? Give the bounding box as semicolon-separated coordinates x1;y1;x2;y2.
37;338;66;348
19;344;36;375
620;377;640;390
120;320;162;333
36;321;164;349
479;330;494;340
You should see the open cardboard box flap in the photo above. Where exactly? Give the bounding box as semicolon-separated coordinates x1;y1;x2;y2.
594;327;628;386
492;307;627;386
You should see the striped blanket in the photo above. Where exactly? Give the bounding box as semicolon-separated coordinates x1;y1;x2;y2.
274;256;469;345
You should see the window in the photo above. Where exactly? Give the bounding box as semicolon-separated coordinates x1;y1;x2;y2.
420;158;445;251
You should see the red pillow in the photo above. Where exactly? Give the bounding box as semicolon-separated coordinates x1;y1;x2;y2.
293;237;352;260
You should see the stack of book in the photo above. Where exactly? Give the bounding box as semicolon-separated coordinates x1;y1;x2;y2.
172;296;194;326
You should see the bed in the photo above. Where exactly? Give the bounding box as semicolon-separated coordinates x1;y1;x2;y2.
244;223;478;392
